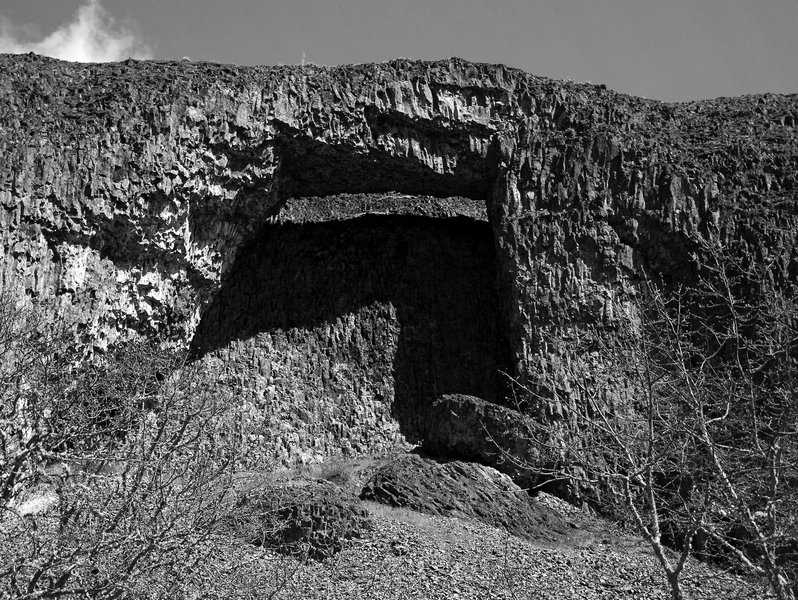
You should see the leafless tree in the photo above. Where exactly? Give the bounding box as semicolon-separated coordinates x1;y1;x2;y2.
0;280;367;598
498;235;797;600
0;283;243;598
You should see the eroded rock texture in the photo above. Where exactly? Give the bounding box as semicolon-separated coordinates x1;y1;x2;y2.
1;53;796;468
192;214;508;460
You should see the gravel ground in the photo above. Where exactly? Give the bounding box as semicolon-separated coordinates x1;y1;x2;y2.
176;460;780;599
215;497;774;600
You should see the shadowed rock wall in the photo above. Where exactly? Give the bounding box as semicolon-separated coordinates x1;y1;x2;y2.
191;214;507;463
1;53;796;468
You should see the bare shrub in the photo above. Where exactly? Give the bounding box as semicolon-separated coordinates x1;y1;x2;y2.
0;284;243;598
495;236;798;600
0;281;373;598
314;460;354;487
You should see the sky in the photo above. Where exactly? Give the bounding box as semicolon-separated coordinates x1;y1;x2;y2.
0;0;796;101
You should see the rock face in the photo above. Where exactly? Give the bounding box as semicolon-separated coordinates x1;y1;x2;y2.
192;214;508;461
423;395;542;489
1;53;796;470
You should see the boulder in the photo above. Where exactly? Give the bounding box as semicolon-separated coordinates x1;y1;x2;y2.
423;394;544;491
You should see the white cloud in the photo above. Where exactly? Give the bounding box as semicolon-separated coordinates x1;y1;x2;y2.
0;1;152;63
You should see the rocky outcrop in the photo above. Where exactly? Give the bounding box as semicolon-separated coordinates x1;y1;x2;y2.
423;394;541;488
1;53;796;473
360;453;569;542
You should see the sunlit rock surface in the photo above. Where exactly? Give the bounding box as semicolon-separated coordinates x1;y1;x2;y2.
1;53;796;468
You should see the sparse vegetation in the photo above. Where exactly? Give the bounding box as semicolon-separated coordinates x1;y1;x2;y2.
314;460;354;487
0;284;383;599
497;235;798;600
0;284;260;598
0;271;777;599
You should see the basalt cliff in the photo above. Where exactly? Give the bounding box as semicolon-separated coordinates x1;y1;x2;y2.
1;54;796;480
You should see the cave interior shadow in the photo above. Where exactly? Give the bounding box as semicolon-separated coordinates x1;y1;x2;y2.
275;120;497;201
190;214;508;443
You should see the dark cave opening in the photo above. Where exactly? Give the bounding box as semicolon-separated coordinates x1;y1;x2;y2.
191;213;509;443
